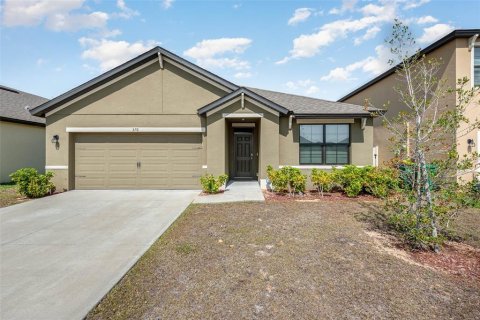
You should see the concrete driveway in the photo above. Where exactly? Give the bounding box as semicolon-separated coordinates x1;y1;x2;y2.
0;190;198;320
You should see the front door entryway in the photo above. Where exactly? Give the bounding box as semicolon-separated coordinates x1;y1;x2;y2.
234;132;254;178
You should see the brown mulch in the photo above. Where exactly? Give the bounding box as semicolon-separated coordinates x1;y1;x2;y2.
411;242;480;281
87;201;480;320
263;189;379;202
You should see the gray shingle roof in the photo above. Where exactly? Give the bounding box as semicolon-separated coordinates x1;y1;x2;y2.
0;85;47;125
247;87;378;116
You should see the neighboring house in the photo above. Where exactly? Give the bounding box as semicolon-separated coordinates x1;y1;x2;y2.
30;47;379;191
0;85;47;183
339;29;480;181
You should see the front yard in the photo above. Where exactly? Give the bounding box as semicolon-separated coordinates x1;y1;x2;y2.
0;184;27;208
87;200;480;319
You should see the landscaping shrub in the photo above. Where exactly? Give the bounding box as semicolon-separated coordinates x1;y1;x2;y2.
332;165;366;197
332;165;399;198
266;165;306;196
10;168;55;198
200;174;228;194
310;169;333;196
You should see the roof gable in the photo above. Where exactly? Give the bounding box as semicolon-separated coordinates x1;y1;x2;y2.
30;46;239;117
197;87;289;116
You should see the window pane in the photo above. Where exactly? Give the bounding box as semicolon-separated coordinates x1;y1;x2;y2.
336;145;349;164
311;125;323;143
337;125;349;143
326;145;349;164
475;47;480;65
300;125;311;143
300;145;312;164
325;124;349;143
325;145;337;164
475;66;480;86
311;145;322;163
325;125;338;143
300;125;323;143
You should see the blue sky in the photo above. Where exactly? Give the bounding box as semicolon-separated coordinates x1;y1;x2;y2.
1;0;479;101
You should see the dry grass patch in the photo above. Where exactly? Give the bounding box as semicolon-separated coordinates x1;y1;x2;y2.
0;184;27;208
87;201;480;320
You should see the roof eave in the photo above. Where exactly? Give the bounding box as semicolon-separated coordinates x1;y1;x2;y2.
0;116;46;127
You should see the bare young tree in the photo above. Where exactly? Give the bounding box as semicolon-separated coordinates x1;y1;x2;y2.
377;20;479;251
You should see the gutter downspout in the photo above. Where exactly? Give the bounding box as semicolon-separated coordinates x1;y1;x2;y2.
289;114;294;130
468;34;479;52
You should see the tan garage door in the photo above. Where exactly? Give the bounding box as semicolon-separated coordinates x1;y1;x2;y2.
74;134;202;189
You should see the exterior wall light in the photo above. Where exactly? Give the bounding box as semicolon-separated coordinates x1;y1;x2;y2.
467;138;475;148
51;135;59;144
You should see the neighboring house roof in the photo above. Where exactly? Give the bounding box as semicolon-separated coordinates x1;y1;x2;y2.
29;45;375;118
0;85;48;126
247;87;378;117
338;29;480;102
198;87;289;115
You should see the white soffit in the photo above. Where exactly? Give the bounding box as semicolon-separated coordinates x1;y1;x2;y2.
223;113;263;118
66;127;205;133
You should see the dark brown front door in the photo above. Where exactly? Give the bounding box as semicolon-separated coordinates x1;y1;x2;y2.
234;132;254;178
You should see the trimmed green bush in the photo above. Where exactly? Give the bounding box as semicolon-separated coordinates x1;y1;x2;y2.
332;165;399;198
200;174;228;194
310;169;333;196
266;165;306;196
10;168;55;198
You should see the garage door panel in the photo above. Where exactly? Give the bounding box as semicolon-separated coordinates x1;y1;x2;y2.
75;134;202;189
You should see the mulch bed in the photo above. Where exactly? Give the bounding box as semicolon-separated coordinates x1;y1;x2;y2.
263;190;379;202
411;242;480;281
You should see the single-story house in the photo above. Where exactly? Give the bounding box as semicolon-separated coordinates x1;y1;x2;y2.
0;85;47;183
30;47;380;191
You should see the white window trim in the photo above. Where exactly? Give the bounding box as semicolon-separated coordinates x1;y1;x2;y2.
279;165;365;170
66;127;205;133
473;44;480;88
45;165;68;170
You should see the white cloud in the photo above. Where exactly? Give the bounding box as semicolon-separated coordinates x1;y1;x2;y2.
329;0;357;15
79;37;159;71
1;0;109;31
46;11;109;31
285;79;319;96
288;8;313;26
321;45;391;81
354;26;381;45
278;1;396;63
184;38;252;70
403;0;430;10
234;72;252;79
416;15;438;24
417;23;454;44
114;0;139;19
36;58;47;66
162;0;175;9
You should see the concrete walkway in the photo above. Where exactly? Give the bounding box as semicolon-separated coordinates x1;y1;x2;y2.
194;180;265;203
0;190;198;320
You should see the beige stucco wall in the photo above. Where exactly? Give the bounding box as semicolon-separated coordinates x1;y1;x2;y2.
455;38;480;182
205;99;279;181
279;117;373;166
46;61;224;190
0;120;45;183
343;39;458;166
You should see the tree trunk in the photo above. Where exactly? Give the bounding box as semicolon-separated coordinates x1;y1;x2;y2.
419;151;440;252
